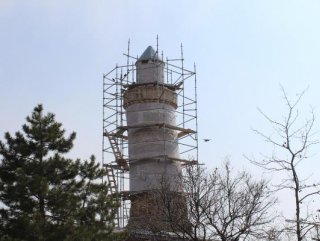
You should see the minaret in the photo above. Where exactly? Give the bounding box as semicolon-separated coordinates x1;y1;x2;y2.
123;46;186;230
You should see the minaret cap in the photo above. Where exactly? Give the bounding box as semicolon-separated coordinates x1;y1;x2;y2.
137;46;162;62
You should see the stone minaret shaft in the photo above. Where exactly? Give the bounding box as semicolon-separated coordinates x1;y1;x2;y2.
123;46;185;229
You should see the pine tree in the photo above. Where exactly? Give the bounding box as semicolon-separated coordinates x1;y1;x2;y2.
0;105;122;241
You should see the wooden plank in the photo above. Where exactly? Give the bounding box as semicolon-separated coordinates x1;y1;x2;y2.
118;123;196;134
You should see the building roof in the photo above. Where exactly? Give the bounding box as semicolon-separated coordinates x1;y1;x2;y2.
137;46;162;62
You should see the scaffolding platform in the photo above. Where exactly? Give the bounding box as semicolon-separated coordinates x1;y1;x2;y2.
128;155;197;165
117;123;195;139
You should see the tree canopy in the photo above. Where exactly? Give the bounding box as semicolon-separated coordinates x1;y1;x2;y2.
0;104;121;241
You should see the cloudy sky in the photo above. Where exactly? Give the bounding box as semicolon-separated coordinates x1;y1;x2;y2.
1;0;320;217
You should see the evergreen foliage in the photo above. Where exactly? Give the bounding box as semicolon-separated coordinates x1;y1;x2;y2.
0;105;122;241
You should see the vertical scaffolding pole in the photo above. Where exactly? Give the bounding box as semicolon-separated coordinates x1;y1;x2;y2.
180;43;185;128
194;63;199;162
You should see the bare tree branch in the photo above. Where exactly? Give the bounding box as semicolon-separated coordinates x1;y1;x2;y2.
146;161;277;241
251;87;319;241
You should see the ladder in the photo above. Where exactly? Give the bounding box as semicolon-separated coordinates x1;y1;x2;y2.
104;130;130;228
105;164;119;227
106;132;129;171
105;164;118;195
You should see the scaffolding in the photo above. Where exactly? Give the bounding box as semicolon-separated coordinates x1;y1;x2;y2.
102;41;198;228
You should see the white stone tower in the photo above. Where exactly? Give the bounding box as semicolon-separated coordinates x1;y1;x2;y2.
123;46;184;227
102;43;198;233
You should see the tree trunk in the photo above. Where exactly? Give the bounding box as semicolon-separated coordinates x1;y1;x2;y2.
292;159;302;241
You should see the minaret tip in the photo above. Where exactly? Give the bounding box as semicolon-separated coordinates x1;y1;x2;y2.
137;46;161;62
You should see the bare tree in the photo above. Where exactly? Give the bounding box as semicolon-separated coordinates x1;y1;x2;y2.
311;221;320;241
250;87;320;241
146;161;276;241
204;162;276;241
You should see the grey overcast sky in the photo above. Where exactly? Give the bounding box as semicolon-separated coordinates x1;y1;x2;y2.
1;0;320;216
